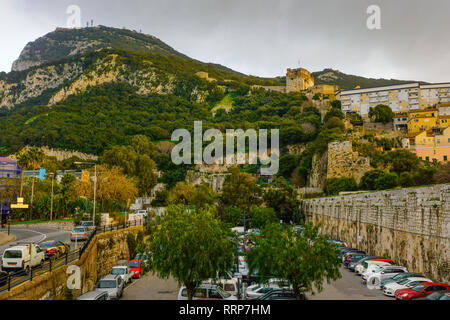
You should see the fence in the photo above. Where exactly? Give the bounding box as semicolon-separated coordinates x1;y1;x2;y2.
0;219;145;294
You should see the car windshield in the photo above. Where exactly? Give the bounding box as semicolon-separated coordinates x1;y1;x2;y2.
373;265;384;272
397;279;410;285
3;250;22;258
111;268;125;275
97;280;116;288
216;286;231;298
73;228;85;233
411;284;425;292
40;241;57;248
129;261;140;268
392;274;405;280
426;292;443;300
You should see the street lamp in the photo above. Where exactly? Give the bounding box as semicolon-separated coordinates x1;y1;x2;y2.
74;162;97;227
49;172;55;221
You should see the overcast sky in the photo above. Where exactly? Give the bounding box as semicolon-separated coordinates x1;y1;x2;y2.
1;0;449;82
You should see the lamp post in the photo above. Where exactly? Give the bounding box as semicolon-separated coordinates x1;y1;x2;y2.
49;172;54;222
74;162;97;227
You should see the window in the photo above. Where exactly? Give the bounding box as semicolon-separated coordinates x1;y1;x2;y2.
426;156;430;161
209;289;222;299
444;156;448;161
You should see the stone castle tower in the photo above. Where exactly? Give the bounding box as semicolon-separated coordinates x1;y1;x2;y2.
286;68;314;93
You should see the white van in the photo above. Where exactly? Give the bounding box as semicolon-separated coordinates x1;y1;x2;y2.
1;244;45;273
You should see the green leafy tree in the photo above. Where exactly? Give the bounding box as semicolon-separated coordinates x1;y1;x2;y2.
263;177;302;223
148;205;234;300
399;172;414;187
359;170;385;190
368;104;394;124
27;147;45;219
221;166;260;211
247;222;341;300
374;172;398;190
248;206;277;229
324;177;358;196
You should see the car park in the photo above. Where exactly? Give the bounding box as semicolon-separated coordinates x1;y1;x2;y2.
70;227;88;241
39;240;69;259
77;290;110;300
128;259;145;278
1;244;45;273
178;284;237;300
380;272;425;290
95;274;124;299
246;285;280;300
382;277;433;297
206;271;240;296
111;264;134;284
355;258;393;275
395;282;450;300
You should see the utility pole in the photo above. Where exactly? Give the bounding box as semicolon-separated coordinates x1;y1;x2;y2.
50;173;54;221
93;164;96;227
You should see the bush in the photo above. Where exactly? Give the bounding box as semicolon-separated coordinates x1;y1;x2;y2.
248;207;278;229
399;172;414;187
374;172;398;190
324;177;358;196
359;170;385;190
126;233;137;260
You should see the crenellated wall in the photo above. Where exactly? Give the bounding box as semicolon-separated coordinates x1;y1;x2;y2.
301;184;450;282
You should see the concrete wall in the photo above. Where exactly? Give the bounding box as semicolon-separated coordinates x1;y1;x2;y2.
301;185;450;282
10;221;74;232
0;226;143;300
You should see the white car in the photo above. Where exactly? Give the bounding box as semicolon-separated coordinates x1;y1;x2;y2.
361;262;395;283
205;271;239;296
1;244;45;273
356;260;392;276
110;265;134;284
383;277;433;297
364;265;408;288
178;283;237;300
246;285;280;300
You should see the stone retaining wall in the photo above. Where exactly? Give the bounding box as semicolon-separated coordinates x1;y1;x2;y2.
301;184;450;282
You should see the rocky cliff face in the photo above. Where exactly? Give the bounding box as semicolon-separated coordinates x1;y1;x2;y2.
11;26;189;72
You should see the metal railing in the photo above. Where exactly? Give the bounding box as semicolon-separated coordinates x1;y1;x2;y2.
0;219;145;294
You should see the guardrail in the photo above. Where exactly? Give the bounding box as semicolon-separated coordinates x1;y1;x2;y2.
0;219;145;294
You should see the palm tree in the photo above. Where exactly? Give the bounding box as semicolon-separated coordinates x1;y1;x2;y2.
27;147;45;220
17;151;31;198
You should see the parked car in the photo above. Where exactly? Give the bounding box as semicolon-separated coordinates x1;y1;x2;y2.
383;277;433;297
351;256;391;273
205;271;239;296
128;259;145;278
338;248;361;259
246;285;280;300
395;282;450;300
111;264;134;284
95;274;124;299
364;265;408;288
257;289;306;300
178;283;237;300
328;239;347;247
356;258;393;275
342;250;366;262
39;240;69;259
77;290;110;300
134;253;149;264
1;244;45;273
417;290;450;300
78;221;96;232
343;254;367;268
380;272;425;290
70;227;88;242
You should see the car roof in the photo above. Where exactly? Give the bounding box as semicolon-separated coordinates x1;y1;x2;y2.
5;245;29;250
100;274;120;281
77;291;107;300
404;277;431;282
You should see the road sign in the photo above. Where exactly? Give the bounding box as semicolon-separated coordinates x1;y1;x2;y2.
11;197;29;209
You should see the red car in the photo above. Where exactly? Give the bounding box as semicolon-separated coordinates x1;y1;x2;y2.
128;259;145;278
395;282;450;300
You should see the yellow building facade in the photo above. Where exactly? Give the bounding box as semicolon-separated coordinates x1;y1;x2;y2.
408;126;450;163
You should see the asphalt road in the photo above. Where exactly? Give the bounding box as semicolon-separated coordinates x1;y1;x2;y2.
119;267;393;300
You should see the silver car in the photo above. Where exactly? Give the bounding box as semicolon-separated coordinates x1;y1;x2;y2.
77;290;110;300
95;274;124;299
70;227;88;241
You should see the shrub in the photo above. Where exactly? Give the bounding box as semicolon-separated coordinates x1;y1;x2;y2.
359;170;385;190
324;177;358;196
374;172;398;190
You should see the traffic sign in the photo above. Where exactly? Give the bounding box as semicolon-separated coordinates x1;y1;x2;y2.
11;197;29;209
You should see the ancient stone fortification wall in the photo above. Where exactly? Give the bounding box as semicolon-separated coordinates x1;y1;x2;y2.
326;141;371;184
0;226;143;300
302;185;449;282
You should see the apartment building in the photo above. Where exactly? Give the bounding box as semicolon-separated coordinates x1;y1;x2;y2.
407;126;450;163
338;82;450;118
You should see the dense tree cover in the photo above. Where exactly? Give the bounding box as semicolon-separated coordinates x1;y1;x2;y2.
247;222;341;299
369;104;394;124
324;177;358;196
147;205;234;300
220;166;261;211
